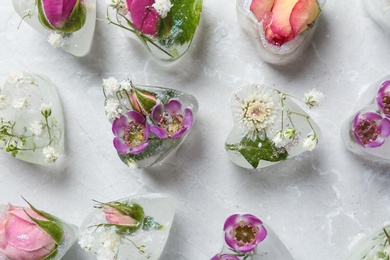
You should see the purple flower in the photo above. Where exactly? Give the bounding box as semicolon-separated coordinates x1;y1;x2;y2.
353;112;390;148
224;214;267;253
150;100;193;139
112;110;150;154
377;80;390;117
210;254;240;260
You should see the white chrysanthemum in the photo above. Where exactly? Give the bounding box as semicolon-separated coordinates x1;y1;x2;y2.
303;135;318;151
120;79;132;92
237;87;280;134
12;98;27;110
29;120;43;136
78;233;95;252
105;98;122;120
304;88;324;108
103;77;120;97
42;146;59;163
152;0;173;18
48;32;64;48
7;71;32;87
0;95;7;110
272;131;283;148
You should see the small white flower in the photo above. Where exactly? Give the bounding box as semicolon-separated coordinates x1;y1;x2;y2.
12;98;27;110
48;32;64;48
107;0;128;15
103;77;120;97
40;103;52;117
29;120;43;136
152;0;173;18
284;128;296;139
7;71;33;87
304;88;324;108
272;131;284;148
78;233;95;252
97;247;117;260
42;146;59;163
120;79;132;92
126;158;138;169
105;99;122;120
303;135;318;151
0;95;8;110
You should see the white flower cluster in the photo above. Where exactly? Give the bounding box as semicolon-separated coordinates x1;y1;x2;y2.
105;99;122;121
304;88;324;108
12;97;27;110
79;230;121;260
103;77;133;121
47;32;65;48
7;71;34;87
302;134;318;151
29;120;43;136
152;0;173;18
42;146;59;163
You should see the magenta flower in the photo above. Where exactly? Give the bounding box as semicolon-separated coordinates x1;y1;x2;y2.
211;254;240;260
126;0;160;36
353;112;390;148
38;0;86;33
377;80;390;117
150;100;193;139
112;110;150;154
224;214;267;253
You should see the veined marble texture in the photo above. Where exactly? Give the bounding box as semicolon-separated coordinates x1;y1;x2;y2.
0;0;390;259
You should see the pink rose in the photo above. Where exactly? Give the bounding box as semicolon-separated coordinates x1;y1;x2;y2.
126;0;160;36
103;207;139;226
0;204;56;260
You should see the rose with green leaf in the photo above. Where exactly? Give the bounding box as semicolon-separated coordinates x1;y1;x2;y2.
0;200;65;260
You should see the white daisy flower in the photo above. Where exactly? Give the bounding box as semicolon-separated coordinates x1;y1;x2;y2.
304;88;324;108
105;98;122;120
153;0;173;18
103;77;120;97
303;135;318;151
42;146;59;163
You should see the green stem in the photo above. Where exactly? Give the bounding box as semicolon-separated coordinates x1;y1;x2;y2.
288;111;316;137
384;228;390;243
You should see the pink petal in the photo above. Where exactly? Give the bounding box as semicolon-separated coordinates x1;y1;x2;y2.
113;137;131;154
150;126;168;138
130;142;148;154
126;110;146;124
183;109;193;128
112;116;129;137
103;208;138;226
4;243;54;260
43;0;78;29
127;0;159;36
379;118;390;138
170;128;187;139
165;100;182;114
151;104;164;123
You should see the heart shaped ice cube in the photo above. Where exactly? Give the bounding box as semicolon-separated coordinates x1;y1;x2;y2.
236;0;325;64
79;193;175;260
105;0;203;61
12;0;96;57
341;77;390;160
225;84;322;169
211;213;294;260
0;71;64;165
103;78;198;169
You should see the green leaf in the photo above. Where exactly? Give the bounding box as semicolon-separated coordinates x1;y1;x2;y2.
41;247;58;260
226;134;289;169
23;199;63;245
61;0;87;33
142;216;164;231
157;0;203;47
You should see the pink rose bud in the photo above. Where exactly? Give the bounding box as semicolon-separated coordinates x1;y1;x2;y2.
37;0;87;33
103;207;139;226
130;87;158;115
0;204;57;260
126;0;160;36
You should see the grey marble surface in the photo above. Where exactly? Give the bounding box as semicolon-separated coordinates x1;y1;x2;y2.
0;0;390;259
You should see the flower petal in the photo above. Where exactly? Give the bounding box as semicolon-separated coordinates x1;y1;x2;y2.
127;0;159;36
126;110;146;124
183;108;193;128
130;142;148;154
362;112;382;121
165;100;182;113
113;137;131;154
379;117;390;138
150;126;168;139
43;0;78;29
112;115;128;137
151;104;164;124
170;127;187;139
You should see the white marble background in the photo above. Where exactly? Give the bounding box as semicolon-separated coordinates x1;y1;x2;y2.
0;0;390;259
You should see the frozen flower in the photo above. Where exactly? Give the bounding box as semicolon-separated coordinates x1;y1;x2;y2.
238;87;280;133
47;32;64;48
129;87;157;115
105;98;122;121
40;103;52;117
211;254;240;260
0;95;8;110
150;100;193;139
42;146;59;163
7;71;33;87
377;80;390;117
126;0;160;36
7;139;18;151
78;233;95;252
112;110;150;154
107;0;128;15
29;120;43;136
120;79;132;92
12;98;27;110
304;88;324;108
272;131;284;147
284;128;296;139
99;230;121;249
103;207;140;227
224;214;267;253
303;134;318;151
353;112;390;148
103;77;120;97
152;0;173;18
97;247;117;260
